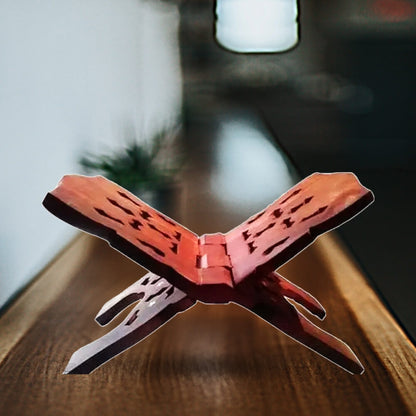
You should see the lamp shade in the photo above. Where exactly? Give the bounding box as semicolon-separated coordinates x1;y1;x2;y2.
215;0;298;53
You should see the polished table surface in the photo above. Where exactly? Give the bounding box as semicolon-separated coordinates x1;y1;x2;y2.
1;110;415;415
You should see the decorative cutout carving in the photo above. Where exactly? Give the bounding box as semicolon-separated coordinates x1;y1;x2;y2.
43;172;374;375
94;208;123;225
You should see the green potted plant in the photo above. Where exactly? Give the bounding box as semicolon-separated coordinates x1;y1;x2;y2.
79;128;182;212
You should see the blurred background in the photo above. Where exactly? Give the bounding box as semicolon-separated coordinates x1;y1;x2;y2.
0;0;415;341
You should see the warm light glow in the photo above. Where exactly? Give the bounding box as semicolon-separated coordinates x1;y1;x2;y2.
371;0;415;21
215;0;298;53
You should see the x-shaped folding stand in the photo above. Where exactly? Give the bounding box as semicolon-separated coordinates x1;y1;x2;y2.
43;172;373;374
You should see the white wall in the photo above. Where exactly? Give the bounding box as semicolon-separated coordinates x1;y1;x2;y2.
0;0;182;307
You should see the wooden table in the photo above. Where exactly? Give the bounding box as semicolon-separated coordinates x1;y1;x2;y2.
1;112;415;415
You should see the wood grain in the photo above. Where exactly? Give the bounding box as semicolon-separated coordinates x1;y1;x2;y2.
1;116;415;415
0;234;94;363
0;233;415;416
